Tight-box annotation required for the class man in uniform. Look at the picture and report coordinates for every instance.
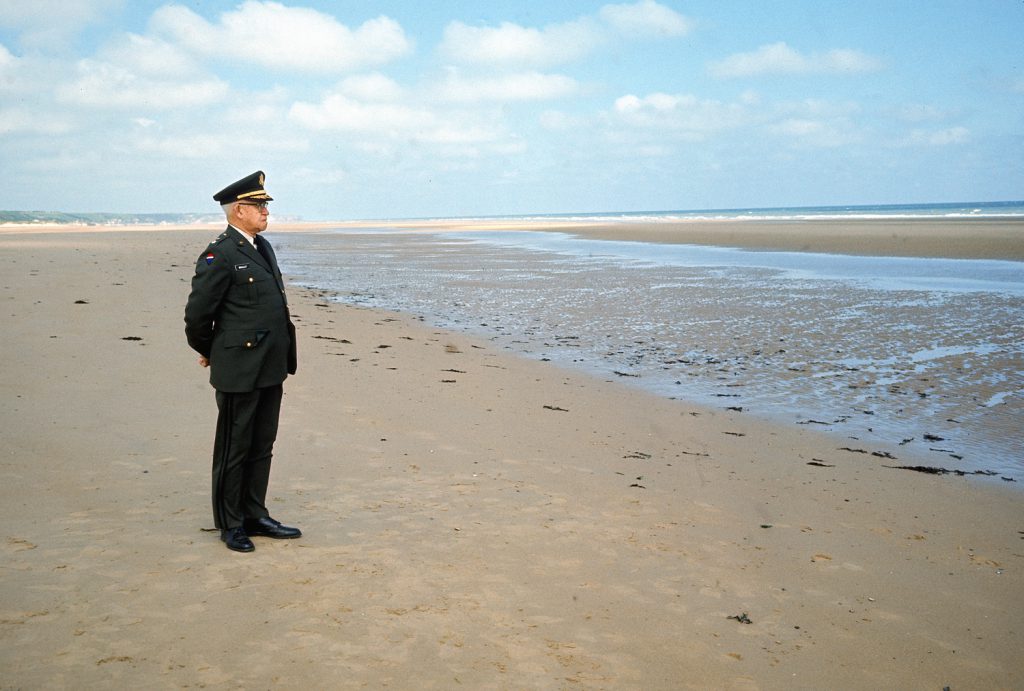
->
[185,171,300,552]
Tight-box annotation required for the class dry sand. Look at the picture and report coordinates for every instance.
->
[1,226,1022,689]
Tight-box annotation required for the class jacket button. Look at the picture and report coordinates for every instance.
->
[246,341,252,347]
[248,277,254,283]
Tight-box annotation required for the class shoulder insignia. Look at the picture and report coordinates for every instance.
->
[205,252,215,265]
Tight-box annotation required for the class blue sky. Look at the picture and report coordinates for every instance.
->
[1,1,1021,219]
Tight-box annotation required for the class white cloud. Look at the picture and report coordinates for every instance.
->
[901,126,970,147]
[598,0,693,38]
[610,91,870,149]
[416,124,506,146]
[0,43,48,93]
[288,88,516,159]
[0,0,121,46]
[135,130,308,159]
[49,12,240,113]
[0,0,120,28]
[222,102,288,127]
[0,107,72,135]
[778,98,860,119]
[824,48,884,73]
[440,19,601,67]
[288,93,432,132]
[135,133,231,159]
[436,70,579,102]
[539,110,586,131]
[739,90,761,105]
[0,43,18,88]
[20,149,103,174]
[57,58,229,109]
[709,42,883,78]
[613,92,749,137]
[290,167,349,185]
[95,33,201,77]
[151,2,412,73]
[768,118,855,147]
[439,2,688,68]
[338,73,404,102]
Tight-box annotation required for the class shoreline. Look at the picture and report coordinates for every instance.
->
[557,217,1024,260]
[279,227,1023,482]
[3,215,1023,260]
[1,228,1021,687]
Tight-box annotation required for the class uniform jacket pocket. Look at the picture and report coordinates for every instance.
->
[222,329,269,349]
[233,268,269,303]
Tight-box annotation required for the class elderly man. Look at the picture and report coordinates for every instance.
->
[185,171,300,552]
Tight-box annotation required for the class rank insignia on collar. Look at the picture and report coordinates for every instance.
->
[205,252,215,265]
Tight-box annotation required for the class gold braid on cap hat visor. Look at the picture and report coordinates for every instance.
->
[237,189,271,200]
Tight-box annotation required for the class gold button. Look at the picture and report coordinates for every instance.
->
[246,341,252,347]
[248,277,254,283]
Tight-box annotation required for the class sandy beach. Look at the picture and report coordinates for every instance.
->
[6,215,1023,260]
[1,225,1022,689]
[556,218,1024,261]
[265,216,1024,261]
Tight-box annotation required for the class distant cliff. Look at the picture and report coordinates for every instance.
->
[0,210,222,225]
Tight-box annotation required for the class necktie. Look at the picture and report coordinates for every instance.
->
[254,235,272,266]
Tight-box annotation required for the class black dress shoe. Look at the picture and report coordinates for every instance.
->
[221,526,255,552]
[244,516,301,539]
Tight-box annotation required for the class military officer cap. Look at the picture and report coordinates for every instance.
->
[213,170,274,204]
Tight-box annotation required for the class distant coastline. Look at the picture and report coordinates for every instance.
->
[0,210,220,226]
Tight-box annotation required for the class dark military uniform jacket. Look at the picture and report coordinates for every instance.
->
[185,226,297,393]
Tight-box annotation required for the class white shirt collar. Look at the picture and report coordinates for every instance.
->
[230,224,257,248]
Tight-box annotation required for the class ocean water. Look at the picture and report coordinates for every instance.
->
[393,199,1024,223]
[276,205,1024,483]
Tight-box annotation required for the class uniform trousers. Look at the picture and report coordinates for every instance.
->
[211,384,283,530]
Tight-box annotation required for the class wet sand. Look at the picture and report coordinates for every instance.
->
[269,216,1024,260]
[276,226,1023,480]
[554,218,1024,260]
[1,226,1022,689]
